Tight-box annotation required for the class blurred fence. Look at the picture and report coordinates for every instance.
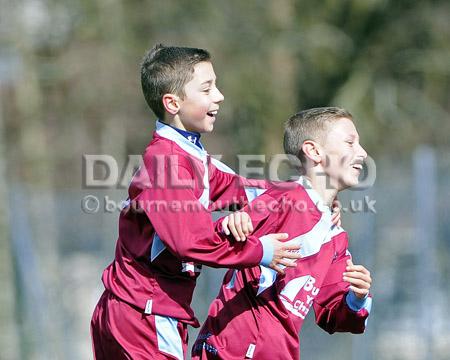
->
[3,148,450,360]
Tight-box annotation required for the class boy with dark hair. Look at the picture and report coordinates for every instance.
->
[192,107,373,360]
[90,44,304,359]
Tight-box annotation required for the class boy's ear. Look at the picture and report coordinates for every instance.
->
[162,94,180,115]
[302,140,322,164]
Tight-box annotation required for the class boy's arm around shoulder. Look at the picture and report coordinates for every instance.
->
[208,157,272,210]
[137,161,296,269]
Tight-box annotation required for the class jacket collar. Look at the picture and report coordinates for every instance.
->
[155,120,208,161]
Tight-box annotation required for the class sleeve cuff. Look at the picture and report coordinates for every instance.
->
[346,291,371,312]
[259,235,274,267]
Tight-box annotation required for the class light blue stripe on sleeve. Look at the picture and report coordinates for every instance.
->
[244,187,267,203]
[346,291,372,313]
[259,235,274,267]
[150,233,166,262]
[155,315,184,360]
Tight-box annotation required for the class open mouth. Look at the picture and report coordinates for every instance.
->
[351,160,364,171]
[207,110,218,117]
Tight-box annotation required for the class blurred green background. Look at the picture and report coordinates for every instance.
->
[0,0,449,359]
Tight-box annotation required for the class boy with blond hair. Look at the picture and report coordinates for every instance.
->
[193,107,373,360]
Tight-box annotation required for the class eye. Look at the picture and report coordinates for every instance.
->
[202,88,211,94]
[346,141,354,146]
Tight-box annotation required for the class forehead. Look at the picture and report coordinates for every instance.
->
[188,61,216,85]
[324,117,358,139]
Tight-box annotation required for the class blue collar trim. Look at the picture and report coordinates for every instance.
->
[164,122,203,149]
[155,120,207,161]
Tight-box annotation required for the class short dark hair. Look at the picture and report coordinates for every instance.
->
[140,44,211,119]
[283,107,353,164]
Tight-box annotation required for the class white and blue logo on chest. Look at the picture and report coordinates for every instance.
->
[279,275,320,319]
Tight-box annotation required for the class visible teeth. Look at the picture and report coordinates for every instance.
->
[352,164,363,169]
[208,110,218,115]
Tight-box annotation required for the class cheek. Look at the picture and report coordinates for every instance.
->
[183,100,209,117]
[326,152,342,167]
[339,150,353,164]
[192,107,209,119]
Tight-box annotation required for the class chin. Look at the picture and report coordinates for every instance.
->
[204,125,214,133]
[204,121,215,132]
[338,177,358,190]
[346,177,360,188]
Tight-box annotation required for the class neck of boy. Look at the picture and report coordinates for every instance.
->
[166,116,187,131]
[303,172,338,209]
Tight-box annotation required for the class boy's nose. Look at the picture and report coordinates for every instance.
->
[358,143,368,159]
[214,88,224,103]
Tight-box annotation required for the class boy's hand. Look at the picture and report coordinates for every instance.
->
[331,199,341,227]
[267,233,302,275]
[343,259,372,299]
[222,211,254,242]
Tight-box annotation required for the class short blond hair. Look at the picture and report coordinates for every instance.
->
[283,107,353,163]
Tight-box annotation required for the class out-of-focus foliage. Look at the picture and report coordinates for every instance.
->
[1,0,448,187]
